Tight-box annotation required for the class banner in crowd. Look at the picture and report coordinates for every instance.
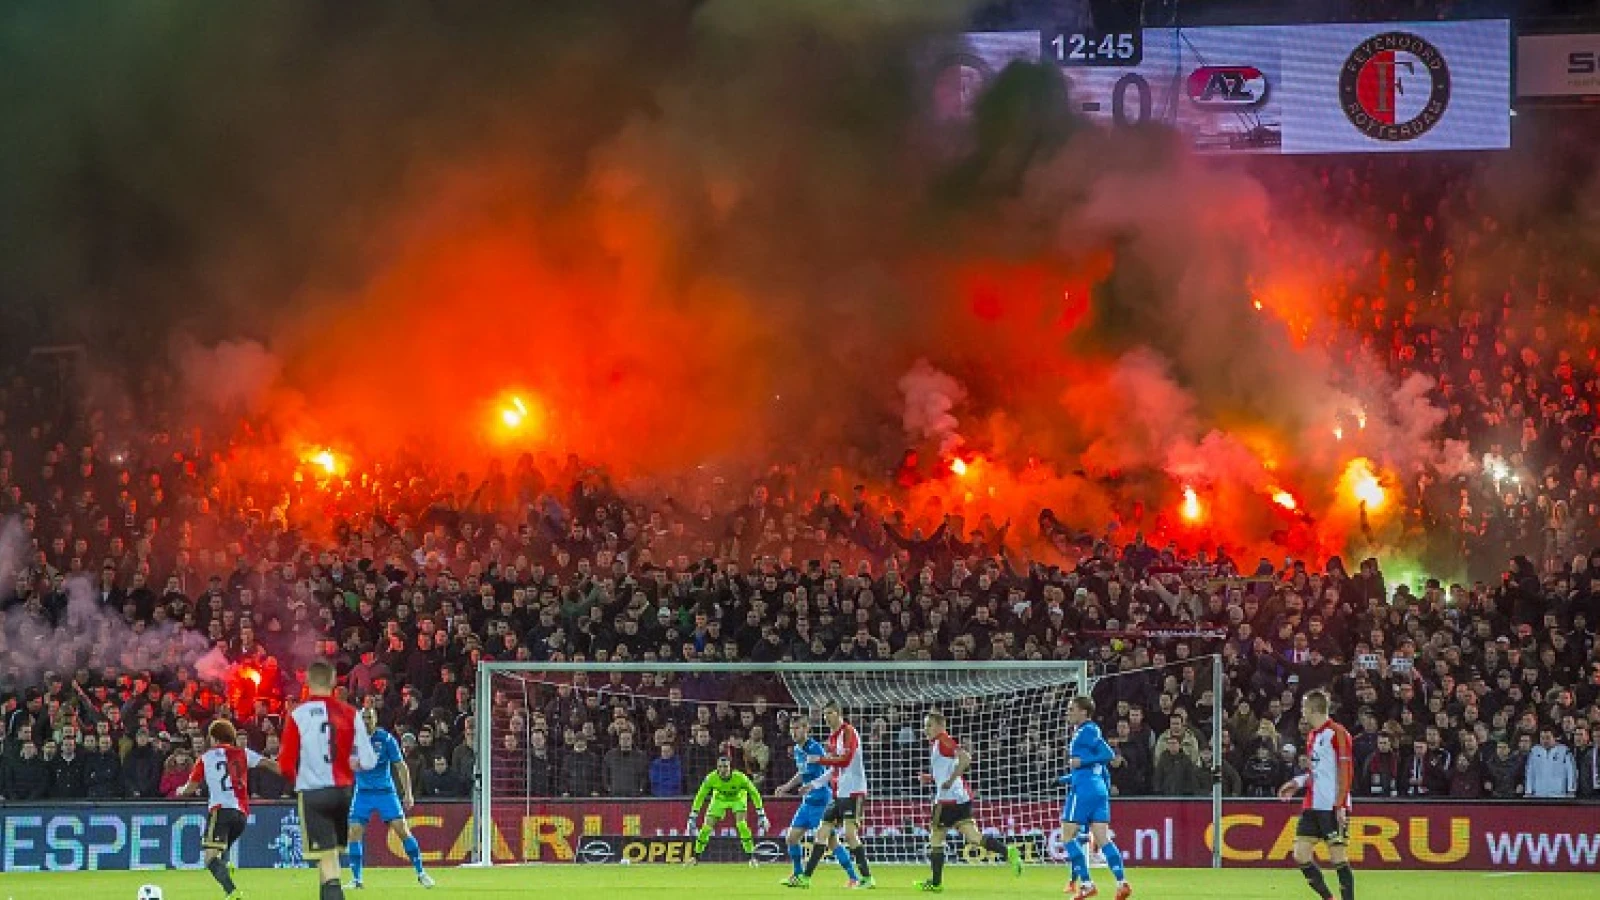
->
[1517,33,1600,98]
[935,19,1510,153]
[4,799,1596,872]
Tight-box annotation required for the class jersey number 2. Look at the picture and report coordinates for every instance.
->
[214,758,234,793]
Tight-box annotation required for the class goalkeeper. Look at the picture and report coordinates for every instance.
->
[686,756,770,866]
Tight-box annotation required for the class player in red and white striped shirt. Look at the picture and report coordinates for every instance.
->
[176,719,280,899]
[915,711,1022,891]
[800,701,874,886]
[1277,690,1355,900]
[280,660,377,900]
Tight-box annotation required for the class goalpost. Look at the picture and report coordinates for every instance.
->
[471,661,1096,867]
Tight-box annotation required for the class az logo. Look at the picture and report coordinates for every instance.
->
[1186,66,1268,109]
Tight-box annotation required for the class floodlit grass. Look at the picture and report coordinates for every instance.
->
[2,864,1593,900]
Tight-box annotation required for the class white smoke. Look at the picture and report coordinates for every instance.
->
[173,337,283,414]
[899,358,968,454]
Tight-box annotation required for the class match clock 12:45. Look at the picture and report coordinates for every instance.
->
[1044,27,1142,67]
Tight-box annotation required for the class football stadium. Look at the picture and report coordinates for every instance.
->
[0,1,1596,899]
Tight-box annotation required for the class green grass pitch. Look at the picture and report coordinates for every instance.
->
[1,865,1591,900]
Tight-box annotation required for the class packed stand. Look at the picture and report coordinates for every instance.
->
[5,135,1600,804]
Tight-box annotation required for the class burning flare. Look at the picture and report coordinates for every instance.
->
[1271,490,1297,511]
[949,458,969,477]
[301,447,341,476]
[1181,485,1202,523]
[1343,458,1386,511]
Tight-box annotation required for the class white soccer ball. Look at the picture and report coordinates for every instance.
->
[620,857,632,866]
[137,886,164,900]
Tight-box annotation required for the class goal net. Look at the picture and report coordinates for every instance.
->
[472,662,1089,867]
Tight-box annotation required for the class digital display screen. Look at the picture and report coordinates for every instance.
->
[935,19,1510,154]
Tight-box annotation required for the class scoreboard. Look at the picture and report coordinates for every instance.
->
[935,18,1511,154]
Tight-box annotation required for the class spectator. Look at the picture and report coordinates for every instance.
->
[83,733,122,798]
[561,737,601,797]
[121,729,163,799]
[650,742,684,797]
[682,725,718,787]
[602,731,649,797]
[1208,746,1241,797]
[1484,741,1523,799]
[526,732,555,797]
[159,749,192,798]
[743,725,772,788]
[250,734,290,799]
[1362,734,1401,797]
[1242,744,1282,798]
[1448,753,1483,798]
[2,740,49,800]
[420,756,465,798]
[49,738,86,798]
[1576,726,1600,800]
[1153,734,1206,796]
[1525,728,1577,799]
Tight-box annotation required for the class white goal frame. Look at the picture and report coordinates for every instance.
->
[470,660,1094,867]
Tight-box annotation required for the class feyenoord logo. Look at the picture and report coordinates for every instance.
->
[1339,32,1451,141]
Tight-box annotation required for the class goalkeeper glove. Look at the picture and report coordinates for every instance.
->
[686,813,698,832]
[757,812,770,833]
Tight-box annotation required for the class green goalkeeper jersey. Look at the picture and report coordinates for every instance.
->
[692,769,764,812]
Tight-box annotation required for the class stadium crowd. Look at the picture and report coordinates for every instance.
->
[4,133,1600,808]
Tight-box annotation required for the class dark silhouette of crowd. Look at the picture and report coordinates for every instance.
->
[6,117,1600,808]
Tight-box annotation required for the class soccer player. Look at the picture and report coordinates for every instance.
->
[1061,697,1130,900]
[1277,690,1355,900]
[774,714,858,888]
[347,707,435,889]
[913,711,1022,893]
[802,701,873,887]
[176,719,281,899]
[686,755,770,865]
[280,660,378,900]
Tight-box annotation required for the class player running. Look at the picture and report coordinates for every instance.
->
[912,711,1022,893]
[774,714,858,888]
[176,719,281,900]
[1277,690,1355,900]
[280,660,378,900]
[801,701,874,887]
[1061,697,1130,900]
[686,755,770,866]
[347,707,435,889]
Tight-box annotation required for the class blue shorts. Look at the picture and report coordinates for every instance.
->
[790,800,829,833]
[1061,790,1110,828]
[349,790,405,825]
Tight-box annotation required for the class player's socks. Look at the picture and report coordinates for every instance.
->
[803,843,827,877]
[833,845,860,880]
[694,825,714,855]
[1065,836,1090,884]
[320,879,345,900]
[789,844,805,876]
[736,821,755,854]
[850,844,872,878]
[1299,863,1332,900]
[1334,864,1354,900]
[348,840,364,883]
[1101,841,1126,883]
[928,849,946,886]
[402,835,425,876]
[208,856,238,894]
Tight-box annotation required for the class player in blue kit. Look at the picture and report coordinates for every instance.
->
[1061,697,1130,900]
[774,714,861,888]
[347,707,435,889]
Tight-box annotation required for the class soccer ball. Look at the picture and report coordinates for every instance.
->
[137,886,164,900]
